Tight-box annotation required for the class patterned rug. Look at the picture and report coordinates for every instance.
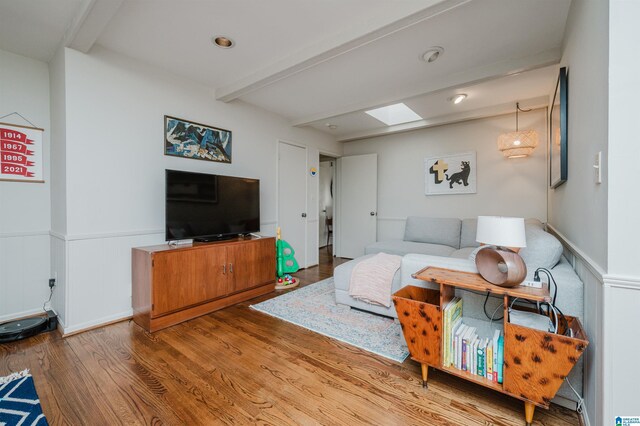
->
[251,278,409,362]
[0,370,48,425]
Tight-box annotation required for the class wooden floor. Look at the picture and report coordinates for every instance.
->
[0,248,581,425]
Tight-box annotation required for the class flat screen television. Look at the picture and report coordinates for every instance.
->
[165,169,260,242]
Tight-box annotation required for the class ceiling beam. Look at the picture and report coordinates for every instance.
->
[61,0,124,54]
[215,0,471,102]
[293,47,561,128]
[335,96,550,143]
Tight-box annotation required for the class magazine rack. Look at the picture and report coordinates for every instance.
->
[392,266,588,426]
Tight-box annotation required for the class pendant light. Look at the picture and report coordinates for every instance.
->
[497,103,539,158]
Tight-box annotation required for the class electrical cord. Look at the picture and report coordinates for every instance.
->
[42,286,53,312]
[483,292,504,321]
[565,377,585,414]
[534,267,558,305]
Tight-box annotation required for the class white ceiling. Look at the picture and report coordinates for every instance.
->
[0,0,572,141]
[0,0,85,62]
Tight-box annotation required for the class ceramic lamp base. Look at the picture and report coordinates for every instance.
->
[475,247,527,287]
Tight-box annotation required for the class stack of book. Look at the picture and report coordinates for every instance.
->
[442,298,504,383]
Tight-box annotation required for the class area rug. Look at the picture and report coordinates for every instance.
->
[250,278,409,362]
[0,370,48,425]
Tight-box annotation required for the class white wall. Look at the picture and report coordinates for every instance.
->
[548,1,610,424]
[54,46,340,332]
[49,46,67,324]
[548,0,609,272]
[343,110,548,240]
[0,49,51,321]
[604,0,640,422]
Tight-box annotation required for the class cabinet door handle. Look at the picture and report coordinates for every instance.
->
[223,264,226,274]
[229,263,233,273]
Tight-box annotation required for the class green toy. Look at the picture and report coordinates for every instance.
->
[276,227,300,277]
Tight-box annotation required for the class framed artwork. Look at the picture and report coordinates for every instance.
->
[550,67,568,188]
[164,115,232,164]
[0,122,44,183]
[425,151,477,195]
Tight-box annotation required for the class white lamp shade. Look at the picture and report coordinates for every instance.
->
[476,216,527,248]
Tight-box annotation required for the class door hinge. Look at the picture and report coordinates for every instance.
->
[152,259,155,267]
[152,303,155,311]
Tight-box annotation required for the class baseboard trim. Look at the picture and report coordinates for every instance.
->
[61,311,133,336]
[0,307,49,323]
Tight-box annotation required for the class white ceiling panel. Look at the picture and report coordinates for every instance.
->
[0,0,85,62]
[96,0,434,89]
[240,0,570,125]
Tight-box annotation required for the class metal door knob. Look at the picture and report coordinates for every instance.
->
[370,212,375,216]
[301,213,307,218]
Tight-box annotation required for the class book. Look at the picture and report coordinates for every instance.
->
[486,340,493,380]
[443,298,462,367]
[477,338,487,377]
[492,329,501,382]
[462,327,476,372]
[496,334,504,384]
[467,327,477,371]
[450,319,463,368]
[454,324,468,369]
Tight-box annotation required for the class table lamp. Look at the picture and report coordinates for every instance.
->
[475,216,527,287]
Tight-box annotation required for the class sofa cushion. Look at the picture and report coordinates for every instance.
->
[403,217,461,248]
[519,225,563,269]
[365,240,456,257]
[450,247,476,259]
[460,218,480,248]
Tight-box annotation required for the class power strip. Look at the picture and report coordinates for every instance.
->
[519,280,543,289]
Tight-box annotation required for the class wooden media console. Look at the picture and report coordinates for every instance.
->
[132,236,275,332]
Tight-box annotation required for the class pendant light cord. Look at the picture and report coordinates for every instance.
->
[515,102,534,132]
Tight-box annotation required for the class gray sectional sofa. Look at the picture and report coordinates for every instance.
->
[333,216,584,407]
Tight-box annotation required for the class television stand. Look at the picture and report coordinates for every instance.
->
[132,236,275,332]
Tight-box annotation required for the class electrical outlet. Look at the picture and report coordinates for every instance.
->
[49,278,56,288]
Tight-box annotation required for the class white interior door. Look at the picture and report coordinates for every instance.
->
[337,153,377,258]
[278,142,307,267]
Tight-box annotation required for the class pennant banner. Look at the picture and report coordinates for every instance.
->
[0,123,43,182]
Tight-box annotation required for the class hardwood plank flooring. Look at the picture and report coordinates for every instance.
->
[0,249,581,425]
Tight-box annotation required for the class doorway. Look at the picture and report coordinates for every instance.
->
[318,155,336,257]
[278,141,307,268]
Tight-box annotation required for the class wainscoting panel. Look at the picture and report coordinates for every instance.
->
[50,234,67,326]
[547,225,604,426]
[602,277,640,424]
[0,233,50,322]
[63,232,164,334]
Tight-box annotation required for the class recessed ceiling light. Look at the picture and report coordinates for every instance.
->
[365,103,423,126]
[212,36,234,48]
[448,94,467,104]
[420,46,444,63]
[325,123,338,130]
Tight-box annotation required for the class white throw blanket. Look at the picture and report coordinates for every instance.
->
[349,253,402,307]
